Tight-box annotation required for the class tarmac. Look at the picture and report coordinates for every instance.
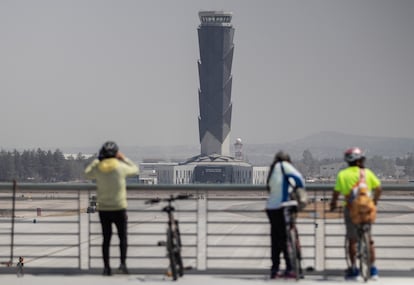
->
[1,273,414,285]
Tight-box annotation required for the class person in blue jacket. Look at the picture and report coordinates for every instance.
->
[266,151,305,279]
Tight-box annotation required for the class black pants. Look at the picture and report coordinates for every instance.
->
[266,208,291,272]
[99,209,128,269]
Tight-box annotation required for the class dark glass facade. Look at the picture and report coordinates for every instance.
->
[197,11,235,156]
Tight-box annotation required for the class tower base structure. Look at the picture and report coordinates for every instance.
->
[180,154,252,184]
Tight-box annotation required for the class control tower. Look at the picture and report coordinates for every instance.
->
[197,11,234,156]
[177,11,252,184]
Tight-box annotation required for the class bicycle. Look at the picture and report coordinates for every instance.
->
[345,223,371,282]
[284,205,303,280]
[145,194,192,281]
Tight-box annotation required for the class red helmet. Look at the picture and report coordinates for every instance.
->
[344,147,365,163]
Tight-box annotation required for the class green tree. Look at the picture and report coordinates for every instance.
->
[300,149,319,177]
[404,154,414,178]
[0,148,95,182]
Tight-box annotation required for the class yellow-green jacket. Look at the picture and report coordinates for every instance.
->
[84,158,139,211]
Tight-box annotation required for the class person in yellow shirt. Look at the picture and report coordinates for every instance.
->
[330,147,381,280]
[85,141,139,276]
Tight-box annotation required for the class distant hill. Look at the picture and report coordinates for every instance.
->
[243,131,414,165]
[61,132,414,166]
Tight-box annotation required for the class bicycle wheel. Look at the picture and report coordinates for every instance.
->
[344,236,352,269]
[295,227,304,279]
[174,222,184,277]
[175,248,184,277]
[287,227,300,280]
[167,229,178,281]
[359,230,371,282]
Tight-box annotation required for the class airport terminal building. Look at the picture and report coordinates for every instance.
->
[139,151,256,185]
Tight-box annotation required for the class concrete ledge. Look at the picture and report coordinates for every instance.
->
[1,267,414,277]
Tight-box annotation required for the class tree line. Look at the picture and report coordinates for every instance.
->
[0,149,94,182]
[1,148,414,183]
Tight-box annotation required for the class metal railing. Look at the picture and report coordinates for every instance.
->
[0,182,413,275]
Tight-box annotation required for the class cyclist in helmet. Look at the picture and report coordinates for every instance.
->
[266,151,306,279]
[85,141,139,276]
[330,147,382,280]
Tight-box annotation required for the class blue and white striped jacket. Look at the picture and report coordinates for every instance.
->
[266,161,305,210]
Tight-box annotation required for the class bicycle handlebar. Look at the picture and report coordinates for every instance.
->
[145,198,161,204]
[145,194,193,204]
[175,194,192,200]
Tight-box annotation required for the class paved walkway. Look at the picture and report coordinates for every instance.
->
[1,273,413,285]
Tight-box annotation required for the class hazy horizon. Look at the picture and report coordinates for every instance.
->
[1,1,413,150]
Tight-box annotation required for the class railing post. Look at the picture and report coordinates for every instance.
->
[79,191,89,270]
[196,189,207,271]
[315,218,325,271]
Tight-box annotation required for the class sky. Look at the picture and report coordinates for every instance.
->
[1,0,413,151]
